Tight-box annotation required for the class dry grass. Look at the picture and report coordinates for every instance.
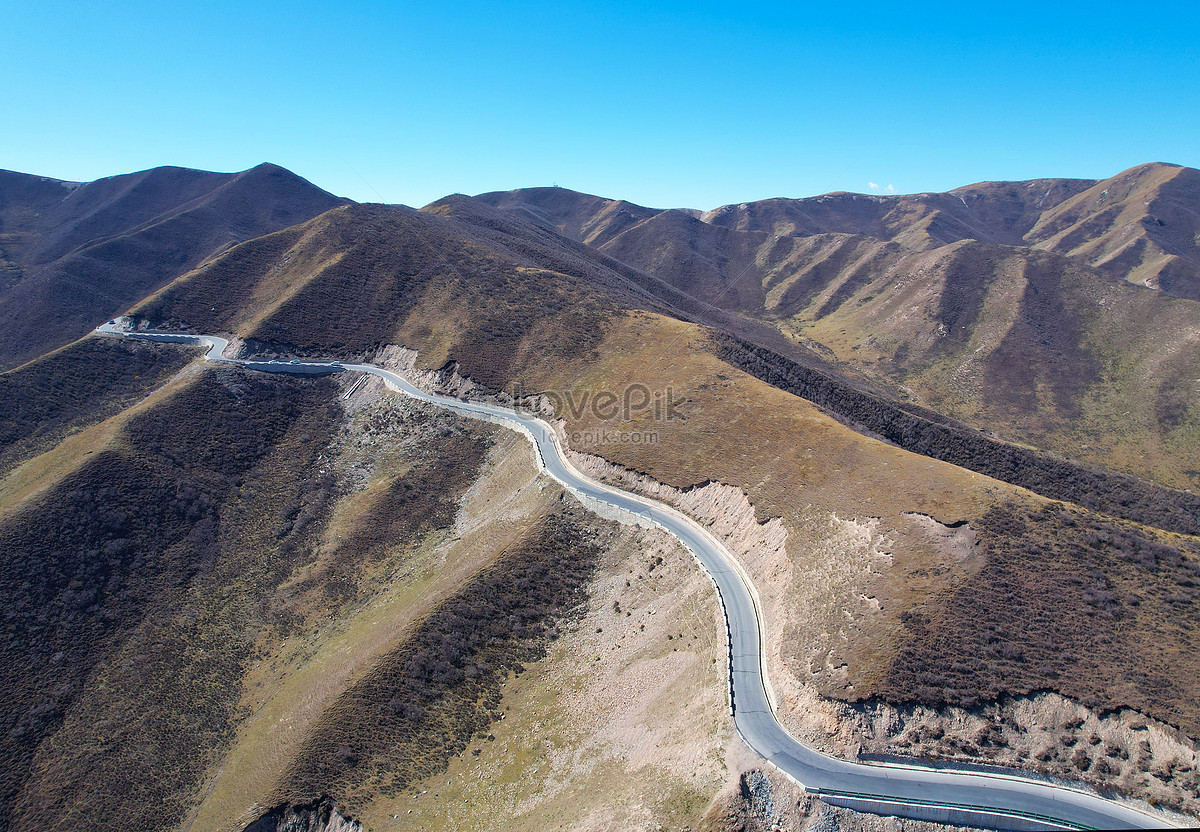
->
[0,335,196,477]
[36,191,1196,824]
[363,523,734,832]
[506,310,999,697]
[271,508,603,812]
[186,399,555,832]
[795,244,1200,492]
[2,367,343,832]
[0,359,204,523]
[880,502,1200,735]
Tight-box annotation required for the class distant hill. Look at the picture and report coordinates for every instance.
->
[0,163,346,369]
[1024,163,1200,298]
[699,177,1095,249]
[472,166,1200,492]
[477,163,1200,300]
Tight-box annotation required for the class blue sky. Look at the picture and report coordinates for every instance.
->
[4,1,1197,208]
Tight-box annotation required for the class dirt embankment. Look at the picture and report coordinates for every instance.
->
[559,448,1199,820]
[851,692,1199,817]
[373,344,479,399]
[563,447,887,745]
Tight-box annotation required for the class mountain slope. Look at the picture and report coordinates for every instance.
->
[1026,162,1200,298]
[0,163,346,369]
[473,169,1200,492]
[780,239,1200,491]
[1,363,343,830]
[131,202,643,389]
[4,163,1200,826]
[698,163,1200,298]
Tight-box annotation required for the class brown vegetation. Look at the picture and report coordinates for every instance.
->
[175,389,543,831]
[479,163,1200,300]
[878,501,1200,740]
[1,367,343,832]
[1026,163,1200,299]
[274,509,602,813]
[134,202,622,390]
[0,336,195,476]
[713,332,1200,535]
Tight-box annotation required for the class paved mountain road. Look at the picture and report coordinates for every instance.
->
[95,324,1174,831]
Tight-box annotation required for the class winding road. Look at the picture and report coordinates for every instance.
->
[96,324,1173,831]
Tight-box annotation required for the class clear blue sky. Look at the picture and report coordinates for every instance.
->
[4,0,1198,209]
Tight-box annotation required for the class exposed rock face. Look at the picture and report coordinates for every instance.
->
[701,769,793,832]
[242,798,361,832]
[563,445,789,564]
[738,770,776,826]
[373,344,479,398]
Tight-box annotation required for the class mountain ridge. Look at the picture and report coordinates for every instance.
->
[0,162,347,369]
[475,162,1199,297]
[471,163,1200,492]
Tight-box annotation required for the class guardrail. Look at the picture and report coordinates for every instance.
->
[817,789,1088,831]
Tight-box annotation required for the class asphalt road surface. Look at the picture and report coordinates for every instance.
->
[95,324,1174,831]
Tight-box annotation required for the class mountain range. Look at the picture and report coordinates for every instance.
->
[474,164,1200,493]
[1,160,1198,832]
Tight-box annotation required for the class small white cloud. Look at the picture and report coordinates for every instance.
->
[885,183,895,193]
[868,182,880,191]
